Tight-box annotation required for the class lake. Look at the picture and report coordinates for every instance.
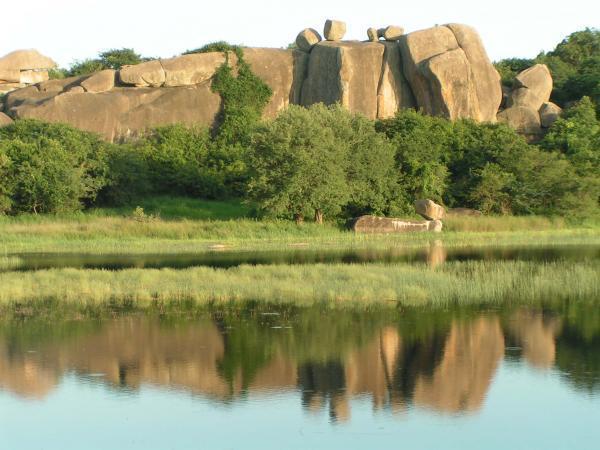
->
[5,243,599,271]
[0,304,598,449]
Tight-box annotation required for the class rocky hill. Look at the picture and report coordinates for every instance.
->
[0,21,561,141]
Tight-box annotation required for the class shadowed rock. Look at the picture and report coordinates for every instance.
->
[377,41,416,118]
[296,28,322,52]
[539,102,562,128]
[497,105,542,141]
[0,112,13,127]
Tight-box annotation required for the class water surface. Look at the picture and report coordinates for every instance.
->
[7,243,599,271]
[1,306,598,449]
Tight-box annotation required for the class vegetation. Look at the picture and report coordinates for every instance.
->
[0,259,597,308]
[494,28,600,112]
[65,48,149,77]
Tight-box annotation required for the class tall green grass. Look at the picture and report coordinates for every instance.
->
[0,260,597,310]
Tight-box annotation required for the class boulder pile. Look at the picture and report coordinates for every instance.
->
[0,50,56,95]
[497,64,561,141]
[0,20,561,141]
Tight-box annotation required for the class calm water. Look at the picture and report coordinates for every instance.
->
[0,306,599,449]
[7,243,600,271]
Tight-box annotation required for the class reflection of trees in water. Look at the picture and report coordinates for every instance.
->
[0,305,598,415]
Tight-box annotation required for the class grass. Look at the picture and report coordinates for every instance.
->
[0,260,597,310]
[0,197,598,255]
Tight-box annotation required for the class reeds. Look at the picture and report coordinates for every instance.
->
[1,260,597,309]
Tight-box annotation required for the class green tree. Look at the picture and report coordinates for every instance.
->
[0,120,108,214]
[67,48,146,76]
[248,105,351,223]
[376,110,453,210]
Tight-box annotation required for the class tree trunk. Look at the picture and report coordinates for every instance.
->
[314,209,323,225]
[294,213,304,225]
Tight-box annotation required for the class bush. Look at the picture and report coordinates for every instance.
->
[249,104,402,222]
[0,120,108,214]
[67,48,147,77]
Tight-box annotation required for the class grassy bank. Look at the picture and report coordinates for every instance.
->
[0,197,598,255]
[1,260,597,311]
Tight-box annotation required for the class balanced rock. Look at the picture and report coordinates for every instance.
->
[380,25,404,41]
[0,111,13,127]
[301,41,384,119]
[80,69,115,93]
[508,64,552,110]
[367,28,379,42]
[296,28,322,52]
[415,199,446,221]
[352,215,442,233]
[497,105,542,140]
[119,60,165,87]
[539,102,562,128]
[324,20,346,41]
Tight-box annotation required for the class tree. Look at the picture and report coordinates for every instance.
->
[0,120,108,214]
[67,48,147,76]
[248,105,351,223]
[376,110,453,210]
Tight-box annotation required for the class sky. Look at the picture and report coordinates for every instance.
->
[1,0,597,68]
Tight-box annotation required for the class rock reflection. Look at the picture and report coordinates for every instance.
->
[0,307,597,418]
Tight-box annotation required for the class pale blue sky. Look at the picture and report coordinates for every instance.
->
[2,0,597,67]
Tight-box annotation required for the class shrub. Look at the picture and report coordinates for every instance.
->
[0,120,108,214]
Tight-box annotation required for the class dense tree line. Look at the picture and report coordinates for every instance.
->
[2,30,597,220]
[1,99,597,219]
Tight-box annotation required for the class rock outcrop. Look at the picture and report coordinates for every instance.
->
[399,24,501,122]
[351,215,442,233]
[0,49,56,94]
[296,29,322,52]
[539,102,562,128]
[1,21,550,141]
[301,41,385,119]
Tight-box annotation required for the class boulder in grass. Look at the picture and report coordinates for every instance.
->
[296,28,322,52]
[351,215,442,233]
[414,199,446,220]
[324,19,346,41]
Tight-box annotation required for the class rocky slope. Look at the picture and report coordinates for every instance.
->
[0,22,558,141]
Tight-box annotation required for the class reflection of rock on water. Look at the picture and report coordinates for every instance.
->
[427,240,447,268]
[412,317,504,413]
[0,309,585,417]
[507,311,562,369]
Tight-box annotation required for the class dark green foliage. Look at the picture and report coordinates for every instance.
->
[376,110,452,210]
[184,41,242,55]
[211,48,272,145]
[98,144,151,206]
[249,104,402,222]
[67,48,147,76]
[0,120,108,214]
